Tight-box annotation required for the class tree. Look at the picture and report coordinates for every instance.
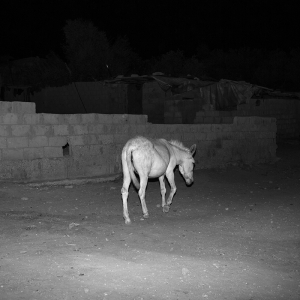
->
[150,50,204,78]
[107,36,142,77]
[63,19,110,81]
[153,50,185,76]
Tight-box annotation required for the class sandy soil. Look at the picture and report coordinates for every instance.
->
[0,142,299,300]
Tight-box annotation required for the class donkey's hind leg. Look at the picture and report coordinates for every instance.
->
[121,163,132,225]
[138,175,149,219]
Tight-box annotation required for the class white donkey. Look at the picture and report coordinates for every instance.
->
[121,136,196,224]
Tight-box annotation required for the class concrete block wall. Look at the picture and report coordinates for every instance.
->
[239,98,300,141]
[165,98,300,141]
[0,101,277,182]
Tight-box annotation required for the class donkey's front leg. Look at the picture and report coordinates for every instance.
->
[159,175,168,212]
[164,172,177,212]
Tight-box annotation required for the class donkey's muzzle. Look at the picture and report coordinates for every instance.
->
[185,178,193,186]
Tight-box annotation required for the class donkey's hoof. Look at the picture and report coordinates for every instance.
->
[125,219,131,225]
[143,213,149,219]
[163,205,170,213]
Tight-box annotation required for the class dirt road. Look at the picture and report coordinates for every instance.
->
[0,143,299,299]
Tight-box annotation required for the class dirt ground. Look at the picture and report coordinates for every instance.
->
[0,143,299,300]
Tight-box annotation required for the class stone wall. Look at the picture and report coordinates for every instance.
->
[0,101,277,182]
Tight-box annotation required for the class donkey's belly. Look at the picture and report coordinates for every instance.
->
[148,170,165,178]
[148,164,166,178]
[147,146,170,178]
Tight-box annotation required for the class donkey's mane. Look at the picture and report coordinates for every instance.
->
[168,140,190,152]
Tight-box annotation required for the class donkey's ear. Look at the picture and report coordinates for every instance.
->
[190,144,197,156]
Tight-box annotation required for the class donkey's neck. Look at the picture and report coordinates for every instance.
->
[173,147,187,165]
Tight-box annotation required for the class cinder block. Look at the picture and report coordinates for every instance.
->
[88,124,105,134]
[44,147,63,158]
[115,125,130,136]
[243,132,256,139]
[71,124,89,135]
[235,110,245,116]
[112,114,128,124]
[29,136,48,147]
[135,125,147,134]
[194,116,204,123]
[146,124,162,135]
[173,117,183,124]
[1,114,19,124]
[203,117,214,124]
[100,144,116,156]
[97,114,114,123]
[249,116,264,124]
[223,131,235,140]
[196,111,205,117]
[0,102,13,113]
[12,102,36,114]
[269,145,277,157]
[0,137,7,148]
[23,114,40,124]
[220,111,234,117]
[107,124,119,134]
[213,117,221,123]
[220,139,234,148]
[50,136,68,147]
[221,117,234,124]
[32,125,52,136]
[7,137,28,148]
[82,113,97,123]
[174,112,182,118]
[209,111,220,117]
[195,132,207,140]
[64,114,81,124]
[198,124,212,132]
[113,134,128,144]
[98,134,114,145]
[170,133,183,141]
[164,117,174,124]
[206,132,217,140]
[183,132,195,141]
[23,148,44,159]
[88,145,102,155]
[187,125,198,133]
[233,117,249,125]
[2,148,24,160]
[41,114,63,124]
[128,115,148,124]
[52,125,69,136]
[221,124,233,131]
[68,135,85,146]
[256,131,276,139]
[211,124,224,132]
[0,125,9,137]
[11,125,31,137]
[86,135,98,145]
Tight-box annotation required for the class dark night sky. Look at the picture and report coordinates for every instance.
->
[1,0,300,60]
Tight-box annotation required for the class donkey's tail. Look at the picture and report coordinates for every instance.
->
[126,147,140,190]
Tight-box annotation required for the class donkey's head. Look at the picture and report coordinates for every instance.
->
[178,144,196,185]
